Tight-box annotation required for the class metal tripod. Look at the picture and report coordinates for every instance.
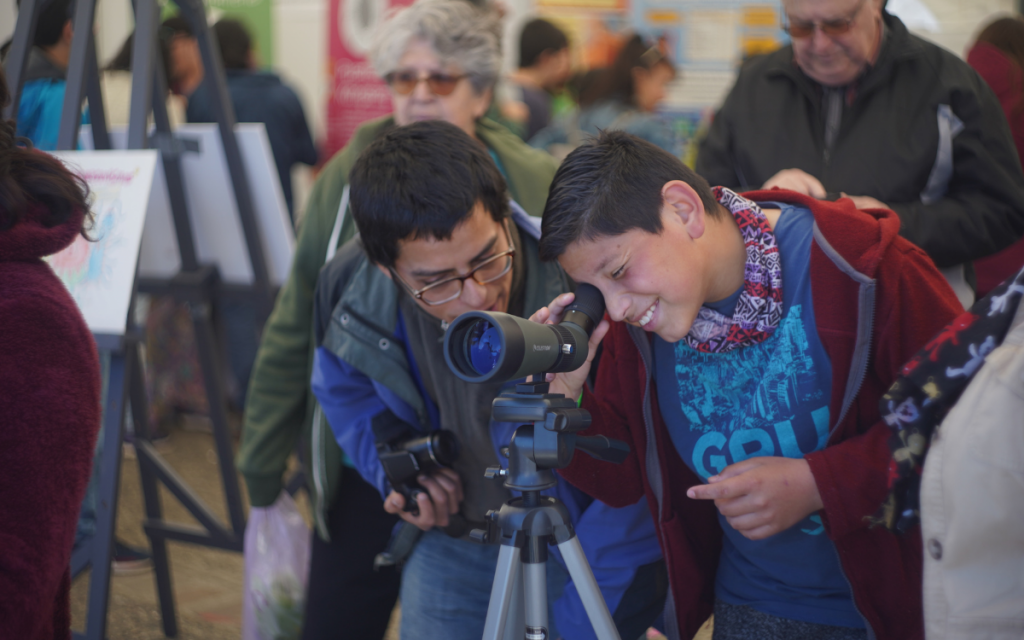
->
[472,380,630,640]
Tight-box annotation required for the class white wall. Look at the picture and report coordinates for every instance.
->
[1,0,16,44]
[901,0,1017,58]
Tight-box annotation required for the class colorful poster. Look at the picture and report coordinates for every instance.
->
[325,0,415,160]
[628,1,786,163]
[45,151,158,337]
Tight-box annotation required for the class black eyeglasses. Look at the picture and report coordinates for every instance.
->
[783,0,868,39]
[384,69,467,96]
[390,222,515,305]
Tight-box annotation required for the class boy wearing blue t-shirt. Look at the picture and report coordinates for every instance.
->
[534,131,962,640]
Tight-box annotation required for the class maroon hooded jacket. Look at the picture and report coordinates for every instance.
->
[559,190,963,640]
[967,41,1024,297]
[0,203,101,639]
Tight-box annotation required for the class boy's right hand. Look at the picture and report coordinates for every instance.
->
[529,292,611,402]
[384,467,464,531]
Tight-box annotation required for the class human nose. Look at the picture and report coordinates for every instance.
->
[459,276,488,307]
[411,75,434,101]
[605,292,629,323]
[809,27,833,52]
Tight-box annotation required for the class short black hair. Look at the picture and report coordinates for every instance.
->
[213,18,251,70]
[18,0,73,48]
[350,120,510,268]
[519,18,568,69]
[160,15,194,38]
[539,130,719,261]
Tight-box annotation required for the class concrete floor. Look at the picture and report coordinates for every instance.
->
[67,425,708,640]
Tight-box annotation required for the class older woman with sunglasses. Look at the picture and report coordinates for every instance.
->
[236,1,565,638]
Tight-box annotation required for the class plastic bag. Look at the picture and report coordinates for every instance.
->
[242,491,311,640]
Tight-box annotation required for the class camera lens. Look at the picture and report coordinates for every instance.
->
[427,431,459,466]
[466,320,503,375]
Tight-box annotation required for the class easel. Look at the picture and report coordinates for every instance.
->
[5,0,273,636]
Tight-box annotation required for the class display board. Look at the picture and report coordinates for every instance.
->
[80,123,296,286]
[45,150,158,336]
[324,0,415,159]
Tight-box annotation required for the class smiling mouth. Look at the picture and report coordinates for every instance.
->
[637,300,658,327]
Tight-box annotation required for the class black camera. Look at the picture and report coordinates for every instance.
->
[443,283,606,384]
[377,430,459,517]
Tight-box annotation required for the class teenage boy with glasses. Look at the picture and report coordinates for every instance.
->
[309,120,665,640]
[697,0,1024,307]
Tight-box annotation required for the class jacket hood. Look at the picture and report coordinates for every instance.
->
[967,42,1022,105]
[743,188,902,279]
[0,202,85,262]
[22,47,67,83]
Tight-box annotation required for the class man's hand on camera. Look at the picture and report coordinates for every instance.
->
[529,292,610,402]
[384,467,464,531]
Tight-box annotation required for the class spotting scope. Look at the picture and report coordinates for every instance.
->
[443,283,606,383]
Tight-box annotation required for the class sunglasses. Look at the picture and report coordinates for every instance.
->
[384,70,467,96]
[783,0,867,38]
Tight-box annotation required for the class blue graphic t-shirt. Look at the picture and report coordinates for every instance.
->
[653,203,864,628]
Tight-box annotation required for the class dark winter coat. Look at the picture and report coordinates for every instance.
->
[0,199,101,639]
[696,13,1024,269]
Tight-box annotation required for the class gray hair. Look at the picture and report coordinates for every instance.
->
[370,0,503,95]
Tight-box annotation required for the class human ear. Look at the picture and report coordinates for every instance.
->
[472,86,493,119]
[631,66,649,87]
[376,263,394,280]
[661,180,706,240]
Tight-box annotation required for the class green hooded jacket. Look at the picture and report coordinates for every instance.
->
[236,115,559,538]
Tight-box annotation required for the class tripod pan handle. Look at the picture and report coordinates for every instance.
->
[574,435,630,464]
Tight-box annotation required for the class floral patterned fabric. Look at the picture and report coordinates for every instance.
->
[876,266,1024,532]
[683,187,784,353]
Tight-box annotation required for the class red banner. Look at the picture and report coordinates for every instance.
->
[325,0,415,161]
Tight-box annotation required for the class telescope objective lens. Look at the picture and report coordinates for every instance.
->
[467,321,503,375]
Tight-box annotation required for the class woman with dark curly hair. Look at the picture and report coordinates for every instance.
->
[0,65,101,639]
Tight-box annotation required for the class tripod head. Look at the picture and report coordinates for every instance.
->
[484,379,629,493]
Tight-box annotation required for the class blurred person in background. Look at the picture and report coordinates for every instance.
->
[161,16,204,98]
[100,27,187,128]
[4,0,85,150]
[499,17,572,141]
[237,1,564,637]
[966,15,1024,298]
[697,0,1024,308]
[530,33,678,156]
[186,18,317,222]
[0,65,100,639]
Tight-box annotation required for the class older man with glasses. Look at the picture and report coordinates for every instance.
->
[696,0,1024,307]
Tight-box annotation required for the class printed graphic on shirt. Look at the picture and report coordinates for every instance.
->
[671,304,830,490]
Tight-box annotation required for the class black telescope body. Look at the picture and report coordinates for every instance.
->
[444,283,606,383]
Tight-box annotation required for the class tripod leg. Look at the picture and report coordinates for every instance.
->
[501,563,525,639]
[557,536,622,640]
[523,559,549,639]
[483,544,521,640]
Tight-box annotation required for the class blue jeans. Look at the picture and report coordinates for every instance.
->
[75,351,110,550]
[400,529,567,640]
